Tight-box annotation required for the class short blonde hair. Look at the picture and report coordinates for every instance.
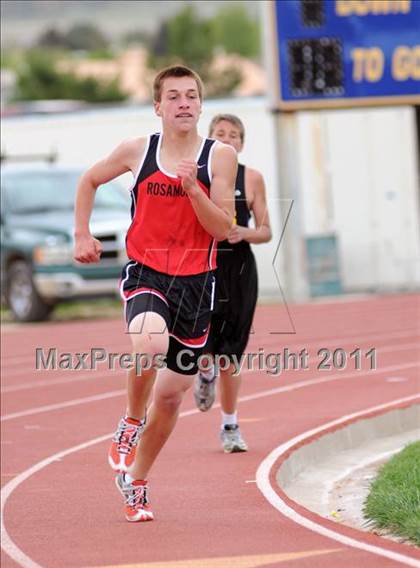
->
[208,114,245,143]
[153,65,204,102]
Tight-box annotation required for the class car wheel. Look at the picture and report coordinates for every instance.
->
[6,260,54,322]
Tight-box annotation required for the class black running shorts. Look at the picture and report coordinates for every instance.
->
[120,261,215,375]
[206,242,258,361]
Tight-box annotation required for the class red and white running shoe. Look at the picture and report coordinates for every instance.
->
[115,473,154,522]
[108,416,144,473]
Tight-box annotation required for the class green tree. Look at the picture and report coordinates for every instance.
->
[65,23,109,51]
[13,51,127,103]
[149,22,170,59]
[1,48,24,71]
[149,6,214,71]
[166,5,214,70]
[36,23,109,52]
[121,29,152,48]
[211,5,260,59]
[205,66,243,98]
[147,5,242,98]
[37,28,68,50]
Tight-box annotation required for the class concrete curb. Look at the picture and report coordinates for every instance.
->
[276,403,420,526]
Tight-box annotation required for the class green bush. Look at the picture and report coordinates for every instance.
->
[13,51,128,103]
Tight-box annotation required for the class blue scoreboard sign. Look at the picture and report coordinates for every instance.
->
[268,0,420,109]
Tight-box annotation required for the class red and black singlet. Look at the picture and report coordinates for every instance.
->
[126,133,218,276]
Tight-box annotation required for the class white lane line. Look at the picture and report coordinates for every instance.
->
[2,360,419,423]
[2,327,419,380]
[2,361,419,423]
[1,369,420,568]
[0,404,208,568]
[238,362,420,404]
[1,431,112,568]
[256,395,420,568]
[1,371,125,394]
[1,390,125,422]
[1,347,126,370]
[2,336,419,395]
[250,328,420,351]
[1,341,131,375]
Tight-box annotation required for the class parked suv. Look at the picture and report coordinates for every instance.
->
[1,163,131,322]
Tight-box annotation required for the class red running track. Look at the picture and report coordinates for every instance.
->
[1,293,420,568]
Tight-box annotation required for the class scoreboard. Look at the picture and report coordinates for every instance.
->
[267,0,420,109]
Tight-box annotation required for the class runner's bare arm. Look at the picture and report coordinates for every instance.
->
[228,168,272,245]
[74,138,146,263]
[177,143,236,240]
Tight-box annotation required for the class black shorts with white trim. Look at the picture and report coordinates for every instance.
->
[120,261,215,375]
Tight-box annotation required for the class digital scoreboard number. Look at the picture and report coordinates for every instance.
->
[268,0,420,109]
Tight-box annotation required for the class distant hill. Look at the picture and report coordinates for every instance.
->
[1,0,260,48]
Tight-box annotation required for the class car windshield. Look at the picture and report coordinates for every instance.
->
[2,171,130,214]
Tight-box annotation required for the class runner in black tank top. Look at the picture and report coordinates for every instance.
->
[210,164,258,361]
[194,115,272,453]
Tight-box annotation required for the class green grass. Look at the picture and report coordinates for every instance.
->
[363,441,420,545]
[53,298,122,320]
[1,298,122,323]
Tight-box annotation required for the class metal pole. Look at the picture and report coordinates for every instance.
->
[261,1,309,302]
[273,110,309,302]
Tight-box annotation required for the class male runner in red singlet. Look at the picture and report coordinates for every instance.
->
[74,66,237,522]
[194,114,271,452]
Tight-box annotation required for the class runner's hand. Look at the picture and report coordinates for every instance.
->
[176,160,199,196]
[227,225,246,244]
[74,234,103,263]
